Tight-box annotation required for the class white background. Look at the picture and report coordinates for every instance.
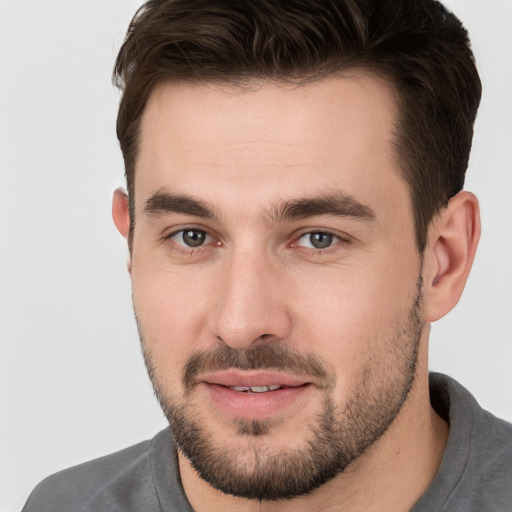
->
[0,1,511,511]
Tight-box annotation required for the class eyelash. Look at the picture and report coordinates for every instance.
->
[163,228,350,256]
[291,230,350,254]
[165,228,219,255]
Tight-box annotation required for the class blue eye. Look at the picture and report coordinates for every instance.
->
[297,232,339,249]
[170,229,212,248]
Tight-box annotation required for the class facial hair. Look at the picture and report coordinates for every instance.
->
[138,278,424,502]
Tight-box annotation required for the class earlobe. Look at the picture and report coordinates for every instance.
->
[424,191,481,322]
[112,188,131,239]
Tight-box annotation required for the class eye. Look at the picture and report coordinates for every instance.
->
[296,232,340,250]
[169,229,212,248]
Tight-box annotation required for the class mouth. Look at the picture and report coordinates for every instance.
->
[227,384,301,393]
[199,371,313,421]
[201,369,311,388]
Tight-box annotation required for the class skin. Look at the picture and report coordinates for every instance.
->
[113,73,480,511]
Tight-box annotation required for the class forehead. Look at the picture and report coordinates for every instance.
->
[135,74,406,215]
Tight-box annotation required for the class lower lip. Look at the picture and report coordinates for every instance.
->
[203,383,311,421]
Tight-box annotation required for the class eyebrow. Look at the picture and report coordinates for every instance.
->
[271,192,376,223]
[143,189,375,223]
[144,190,217,219]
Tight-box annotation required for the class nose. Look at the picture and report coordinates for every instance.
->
[210,250,292,350]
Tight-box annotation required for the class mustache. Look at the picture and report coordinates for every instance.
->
[182,343,332,392]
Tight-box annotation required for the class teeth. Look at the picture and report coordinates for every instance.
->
[229,385,282,393]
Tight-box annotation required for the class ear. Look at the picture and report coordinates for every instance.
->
[112,188,131,238]
[112,188,132,273]
[423,191,480,322]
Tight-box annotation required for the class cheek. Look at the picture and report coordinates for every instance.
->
[291,264,418,388]
[131,256,214,382]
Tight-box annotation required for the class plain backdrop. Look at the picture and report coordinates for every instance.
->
[1,1,511,511]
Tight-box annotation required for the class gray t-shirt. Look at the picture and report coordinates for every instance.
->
[22,373,512,511]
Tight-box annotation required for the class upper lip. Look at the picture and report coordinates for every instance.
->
[200,370,311,388]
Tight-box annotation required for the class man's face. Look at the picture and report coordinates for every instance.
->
[130,75,425,500]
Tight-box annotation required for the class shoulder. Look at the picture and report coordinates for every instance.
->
[430,372,512,456]
[467,394,512,503]
[22,432,165,512]
[421,373,512,511]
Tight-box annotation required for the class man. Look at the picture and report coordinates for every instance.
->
[22,0,512,510]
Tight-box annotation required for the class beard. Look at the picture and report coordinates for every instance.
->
[137,278,424,502]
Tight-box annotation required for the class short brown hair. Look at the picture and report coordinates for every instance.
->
[113,0,481,252]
